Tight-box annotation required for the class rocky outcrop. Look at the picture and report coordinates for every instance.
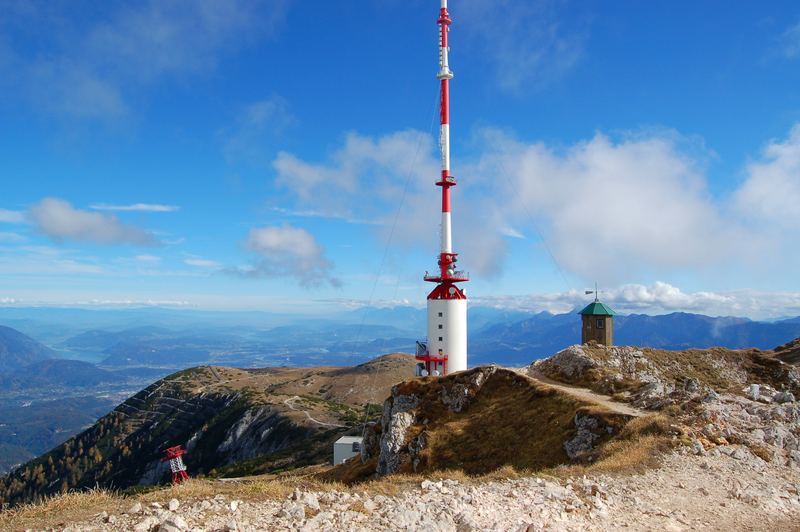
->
[216,406,308,463]
[694,389,800,466]
[564,412,615,460]
[535,345,599,382]
[774,338,800,365]
[360,422,381,462]
[535,344,800,410]
[376,366,500,475]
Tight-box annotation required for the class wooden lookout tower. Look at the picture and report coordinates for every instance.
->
[579,293,615,346]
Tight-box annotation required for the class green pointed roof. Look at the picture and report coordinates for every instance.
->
[579,301,615,316]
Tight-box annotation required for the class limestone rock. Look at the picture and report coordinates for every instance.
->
[133,516,160,532]
[360,421,381,462]
[127,502,143,515]
[159,513,188,532]
[564,413,603,460]
[775,391,796,404]
[534,345,597,382]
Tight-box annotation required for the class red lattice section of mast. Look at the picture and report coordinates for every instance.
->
[161,445,190,485]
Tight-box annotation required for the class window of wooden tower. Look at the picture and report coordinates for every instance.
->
[596,319,604,329]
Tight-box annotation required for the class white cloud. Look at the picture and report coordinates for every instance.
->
[29,197,158,245]
[0,209,25,224]
[270,207,381,226]
[184,257,220,268]
[2,0,292,120]
[135,254,162,264]
[78,299,192,307]
[735,124,800,228]
[499,226,525,239]
[91,203,180,212]
[459,0,587,91]
[272,122,800,287]
[272,129,450,261]
[473,282,800,320]
[271,128,514,274]
[0,255,106,275]
[237,225,339,287]
[271,127,742,280]
[472,128,754,280]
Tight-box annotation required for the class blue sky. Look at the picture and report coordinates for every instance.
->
[1,0,800,318]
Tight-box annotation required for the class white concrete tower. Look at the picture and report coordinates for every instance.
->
[415,0,468,377]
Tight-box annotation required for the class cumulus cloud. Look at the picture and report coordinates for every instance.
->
[271,127,741,279]
[90,203,180,212]
[1,0,292,120]
[29,198,157,245]
[272,129,453,255]
[473,282,800,320]
[459,0,587,91]
[472,128,756,280]
[236,225,340,287]
[271,120,800,288]
[735,124,800,228]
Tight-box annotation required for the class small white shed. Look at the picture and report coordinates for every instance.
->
[333,436,363,465]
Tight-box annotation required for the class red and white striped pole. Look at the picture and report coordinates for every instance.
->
[437,0,455,276]
[416,0,468,377]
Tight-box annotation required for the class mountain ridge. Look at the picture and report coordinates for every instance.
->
[0,325,56,373]
[0,354,415,506]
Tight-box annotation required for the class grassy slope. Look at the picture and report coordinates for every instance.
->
[326,368,654,485]
[1,355,416,507]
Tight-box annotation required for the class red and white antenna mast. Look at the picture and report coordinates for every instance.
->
[416,0,468,377]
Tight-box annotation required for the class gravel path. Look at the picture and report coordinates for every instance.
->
[283,396,347,428]
[525,369,646,418]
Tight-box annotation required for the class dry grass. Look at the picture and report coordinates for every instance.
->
[0,488,123,531]
[0,475,341,531]
[749,444,773,463]
[325,369,655,489]
[541,413,674,479]
[589,414,673,473]
[394,369,616,475]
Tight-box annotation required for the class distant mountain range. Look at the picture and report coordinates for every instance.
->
[4,306,800,370]
[470,311,800,366]
[0,359,113,390]
[0,325,55,373]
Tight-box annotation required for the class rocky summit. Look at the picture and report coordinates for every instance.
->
[2,343,800,530]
